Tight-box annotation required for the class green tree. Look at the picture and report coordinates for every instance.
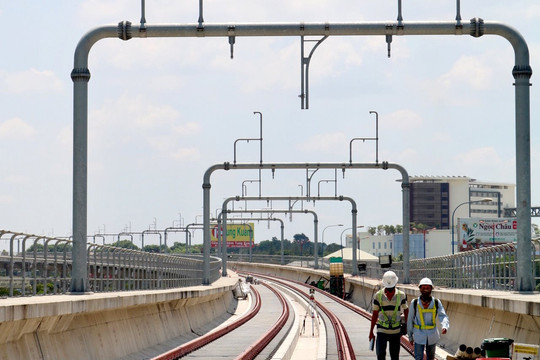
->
[143,244,160,253]
[383,225,397,235]
[324,243,343,256]
[293,233,310,256]
[169,242,186,253]
[191,244,204,253]
[36,282,54,294]
[110,240,139,250]
[27,243,44,252]
[54,243,73,252]
[254,239,273,254]
[368,227,376,236]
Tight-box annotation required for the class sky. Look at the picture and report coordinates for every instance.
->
[0,1,539,250]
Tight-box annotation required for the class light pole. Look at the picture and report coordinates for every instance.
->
[322,224,343,257]
[420,226,436,258]
[451,198,492,254]
[339,225,364,260]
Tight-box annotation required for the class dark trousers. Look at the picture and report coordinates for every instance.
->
[376,332,401,360]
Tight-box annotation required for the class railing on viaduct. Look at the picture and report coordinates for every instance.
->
[1,230,538,297]
[229,240,540,292]
[0,230,221,297]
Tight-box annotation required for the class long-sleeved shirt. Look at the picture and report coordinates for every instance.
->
[407,297,449,345]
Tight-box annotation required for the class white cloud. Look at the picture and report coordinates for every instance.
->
[432,131,452,144]
[57,126,72,146]
[438,55,493,90]
[384,147,419,165]
[298,132,347,154]
[226,40,299,92]
[312,38,364,77]
[89,95,202,161]
[91,94,182,137]
[0,194,15,205]
[147,135,201,161]
[454,147,501,165]
[421,54,498,106]
[453,147,515,182]
[2,174,30,185]
[169,147,201,161]
[525,4,540,19]
[0,118,36,140]
[383,109,423,131]
[172,122,201,136]
[78,0,136,25]
[0,68,64,94]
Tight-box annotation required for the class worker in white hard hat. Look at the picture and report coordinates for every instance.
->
[406,277,450,360]
[369,271,408,360]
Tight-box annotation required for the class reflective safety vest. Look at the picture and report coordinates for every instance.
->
[377,290,401,329]
[413,299,437,330]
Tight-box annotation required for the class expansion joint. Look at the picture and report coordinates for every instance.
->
[70,68,91,82]
[117,21,132,40]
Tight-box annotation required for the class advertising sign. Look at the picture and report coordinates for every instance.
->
[513,343,539,360]
[457,217,517,251]
[210,223,254,248]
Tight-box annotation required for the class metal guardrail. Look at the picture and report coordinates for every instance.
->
[229,239,540,291]
[3,229,537,296]
[0,230,221,297]
[403,240,540,291]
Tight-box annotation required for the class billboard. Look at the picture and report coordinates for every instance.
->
[210,223,254,248]
[457,217,517,251]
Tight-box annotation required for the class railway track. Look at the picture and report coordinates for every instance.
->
[257,272,415,358]
[152,277,292,360]
[150,272,415,360]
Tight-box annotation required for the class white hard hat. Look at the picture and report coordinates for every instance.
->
[419,278,434,287]
[382,271,398,288]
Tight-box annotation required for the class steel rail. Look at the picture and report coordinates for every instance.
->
[235,280,290,360]
[152,283,263,360]
[249,272,356,360]
[251,271,416,358]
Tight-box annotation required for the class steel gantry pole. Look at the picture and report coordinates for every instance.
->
[217,208,318,275]
[164,226,191,251]
[185,223,203,254]
[203,162,410,285]
[73,19,530,292]
[222,196,355,274]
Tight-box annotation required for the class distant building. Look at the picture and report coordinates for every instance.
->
[409,176,515,230]
[348,176,517,257]
[344,177,516,257]
[393,233,424,259]
[345,232,393,258]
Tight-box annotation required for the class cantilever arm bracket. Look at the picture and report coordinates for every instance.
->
[299,35,328,110]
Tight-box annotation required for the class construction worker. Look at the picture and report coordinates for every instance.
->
[407,277,450,360]
[369,271,409,360]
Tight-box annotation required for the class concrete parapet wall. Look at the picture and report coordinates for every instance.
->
[0,277,238,360]
[232,262,540,351]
